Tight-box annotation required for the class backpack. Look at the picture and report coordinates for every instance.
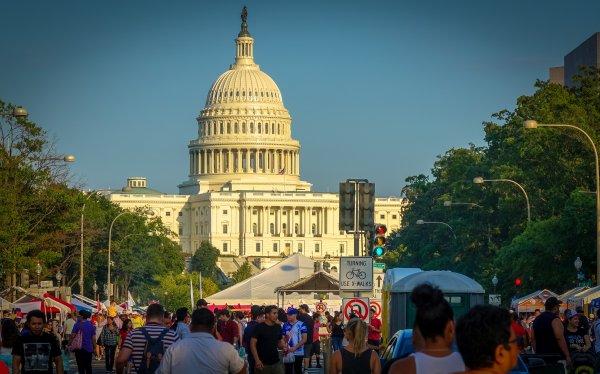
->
[137,327,169,374]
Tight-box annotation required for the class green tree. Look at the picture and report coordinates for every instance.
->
[231,261,253,284]
[190,241,220,278]
[149,272,219,311]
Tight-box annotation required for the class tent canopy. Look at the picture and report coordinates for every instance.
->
[511,289,558,312]
[276,271,339,294]
[566,285,600,306]
[207,253,315,304]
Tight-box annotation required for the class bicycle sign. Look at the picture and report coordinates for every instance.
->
[339,257,373,291]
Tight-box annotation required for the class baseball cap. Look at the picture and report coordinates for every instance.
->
[299,304,310,312]
[565,309,578,319]
[544,297,562,309]
[287,308,299,315]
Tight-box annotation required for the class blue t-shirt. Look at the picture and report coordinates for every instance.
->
[72,320,96,353]
[282,320,307,356]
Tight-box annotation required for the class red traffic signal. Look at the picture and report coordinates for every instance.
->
[515,279,521,287]
[375,224,387,235]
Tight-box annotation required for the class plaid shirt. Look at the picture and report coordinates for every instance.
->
[100,325,119,346]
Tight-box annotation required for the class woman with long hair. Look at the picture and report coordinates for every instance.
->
[389,283,465,374]
[0,318,20,372]
[100,317,119,373]
[329,318,381,374]
[118,319,132,349]
[331,313,345,352]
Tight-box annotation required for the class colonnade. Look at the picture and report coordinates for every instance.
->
[189,148,299,176]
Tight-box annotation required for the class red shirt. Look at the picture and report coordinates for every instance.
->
[511,321,527,348]
[368,317,382,341]
[220,318,239,345]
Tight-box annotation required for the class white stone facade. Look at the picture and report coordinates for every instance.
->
[108,12,404,265]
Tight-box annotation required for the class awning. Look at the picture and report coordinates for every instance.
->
[511,289,559,313]
[43,293,76,312]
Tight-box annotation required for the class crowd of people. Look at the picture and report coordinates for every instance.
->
[1,287,597,374]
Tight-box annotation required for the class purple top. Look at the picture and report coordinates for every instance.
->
[72,320,96,353]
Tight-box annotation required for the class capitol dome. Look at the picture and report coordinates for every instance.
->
[179,7,312,195]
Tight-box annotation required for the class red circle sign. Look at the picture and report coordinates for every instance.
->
[344,298,369,321]
[370,301,381,318]
[315,302,327,313]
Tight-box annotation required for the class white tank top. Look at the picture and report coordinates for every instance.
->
[411,351,465,374]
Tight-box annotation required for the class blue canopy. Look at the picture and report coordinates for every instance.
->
[591,297,600,309]
[70,297,93,312]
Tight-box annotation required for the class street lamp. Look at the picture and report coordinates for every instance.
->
[473,177,531,224]
[93,281,98,300]
[492,274,498,293]
[80,189,111,296]
[524,119,600,285]
[108,210,154,301]
[443,200,482,208]
[35,262,42,287]
[55,271,63,298]
[575,256,584,286]
[416,219,457,239]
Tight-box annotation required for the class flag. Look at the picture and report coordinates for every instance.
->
[127,291,136,308]
[278,168,285,175]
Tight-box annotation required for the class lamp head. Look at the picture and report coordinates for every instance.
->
[12,107,28,117]
[492,274,498,286]
[63,155,76,162]
[443,200,452,207]
[473,177,484,184]
[523,120,538,129]
[416,220,424,225]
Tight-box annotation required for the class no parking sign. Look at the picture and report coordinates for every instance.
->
[315,302,327,313]
[369,300,382,318]
[342,297,370,323]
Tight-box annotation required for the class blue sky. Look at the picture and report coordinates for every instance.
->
[1,0,599,196]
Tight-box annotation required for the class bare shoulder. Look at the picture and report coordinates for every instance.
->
[388,355,415,374]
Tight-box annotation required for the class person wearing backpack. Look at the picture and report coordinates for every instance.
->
[115,304,179,374]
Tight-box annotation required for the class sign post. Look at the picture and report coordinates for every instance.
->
[489,294,501,306]
[339,257,373,291]
[342,297,370,323]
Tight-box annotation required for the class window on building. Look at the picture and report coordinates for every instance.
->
[340,244,345,253]
[195,225,198,235]
[282,223,287,234]
[223,224,228,234]
[312,224,317,235]
[392,214,398,219]
[294,223,299,234]
[178,226,183,236]
[253,210,257,215]
[223,243,228,252]
[179,212,183,217]
[312,211,316,215]
[273,243,278,252]
[223,210,228,215]
[250,123,254,133]
[295,210,299,215]
[256,243,261,252]
[283,211,287,215]
[298,243,303,252]
[252,223,258,234]
[380,214,385,219]
[270,223,275,234]
[165,211,171,217]
[315,243,320,252]
[270,210,275,215]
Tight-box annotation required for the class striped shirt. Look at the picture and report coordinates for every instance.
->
[123,323,180,374]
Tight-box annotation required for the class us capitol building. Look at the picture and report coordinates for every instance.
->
[108,9,403,269]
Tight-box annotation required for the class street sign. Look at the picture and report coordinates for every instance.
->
[339,257,373,291]
[369,300,382,318]
[343,297,370,323]
[489,294,501,306]
[40,281,53,288]
[373,263,385,270]
[372,273,384,299]
[315,302,327,313]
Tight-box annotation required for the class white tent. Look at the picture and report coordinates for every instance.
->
[206,253,316,306]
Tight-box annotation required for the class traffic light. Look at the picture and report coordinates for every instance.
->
[339,182,355,231]
[372,224,387,258]
[515,278,521,287]
[358,183,375,231]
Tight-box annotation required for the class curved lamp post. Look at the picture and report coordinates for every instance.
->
[473,177,531,224]
[107,210,154,300]
[525,119,600,285]
[443,200,482,208]
[416,219,457,239]
[80,189,111,295]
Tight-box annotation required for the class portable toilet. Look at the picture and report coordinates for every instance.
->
[382,268,422,344]
[388,270,485,337]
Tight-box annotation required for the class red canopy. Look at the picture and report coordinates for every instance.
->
[207,304,252,312]
[43,293,76,312]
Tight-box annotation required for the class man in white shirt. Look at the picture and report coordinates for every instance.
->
[157,308,246,374]
[62,313,77,337]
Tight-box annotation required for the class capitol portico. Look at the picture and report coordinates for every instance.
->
[108,9,404,268]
